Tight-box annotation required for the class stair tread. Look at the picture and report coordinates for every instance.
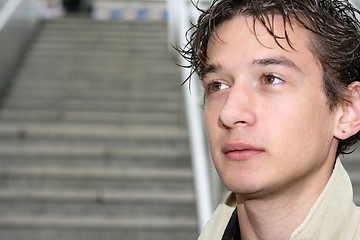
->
[0,216,197,230]
[0,122,186,138]
[1,165,192,179]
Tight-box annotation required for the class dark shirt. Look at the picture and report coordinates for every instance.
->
[222,208,241,240]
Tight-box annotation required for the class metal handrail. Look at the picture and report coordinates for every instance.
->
[167,0,214,232]
[0,0,23,31]
[0,0,39,99]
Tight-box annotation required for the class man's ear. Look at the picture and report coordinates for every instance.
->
[335,81,360,140]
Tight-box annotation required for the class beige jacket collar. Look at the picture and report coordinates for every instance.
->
[198,160,360,239]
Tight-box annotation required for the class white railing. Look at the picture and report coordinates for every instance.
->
[167,0,214,232]
[0,0,39,97]
[0,0,23,31]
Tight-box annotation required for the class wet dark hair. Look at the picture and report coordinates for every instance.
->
[177,0,360,156]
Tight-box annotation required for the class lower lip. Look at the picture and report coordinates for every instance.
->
[225,150,264,161]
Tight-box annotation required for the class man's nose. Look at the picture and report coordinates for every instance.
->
[219,85,256,129]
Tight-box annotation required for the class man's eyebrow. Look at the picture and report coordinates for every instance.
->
[202,64,222,77]
[252,57,301,72]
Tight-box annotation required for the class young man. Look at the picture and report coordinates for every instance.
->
[178,0,360,239]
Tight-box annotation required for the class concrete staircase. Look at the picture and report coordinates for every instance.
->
[0,18,197,239]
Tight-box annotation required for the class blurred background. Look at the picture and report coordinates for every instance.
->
[0,0,358,239]
[0,0,195,239]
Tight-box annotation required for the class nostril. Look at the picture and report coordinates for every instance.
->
[235,120,248,126]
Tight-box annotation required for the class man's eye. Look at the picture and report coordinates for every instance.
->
[263,74,283,85]
[208,81,228,93]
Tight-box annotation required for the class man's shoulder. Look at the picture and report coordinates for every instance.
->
[197,192,236,240]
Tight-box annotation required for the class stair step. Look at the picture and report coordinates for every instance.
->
[0,190,195,220]
[43,18,167,25]
[0,142,188,158]
[0,206,195,227]
[0,216,196,231]
[0,165,193,192]
[12,74,180,85]
[8,88,181,101]
[39,24,168,33]
[0,189,194,203]
[36,32,168,42]
[17,71,176,80]
[19,66,176,76]
[13,76,179,84]
[0,123,186,140]
[29,46,169,56]
[0,110,183,125]
[16,71,177,80]
[27,48,172,58]
[8,80,180,91]
[0,160,191,171]
[3,99,183,113]
[0,166,192,180]
[40,25,168,34]
[1,178,193,192]
[0,140,190,168]
[9,82,180,93]
[30,39,169,50]
[25,55,173,65]
[41,19,167,32]
[39,21,167,28]
[0,229,197,240]
[0,187,194,218]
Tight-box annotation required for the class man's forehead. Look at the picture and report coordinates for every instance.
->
[209,14,309,52]
[203,15,320,77]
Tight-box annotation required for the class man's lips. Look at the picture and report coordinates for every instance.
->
[222,142,264,161]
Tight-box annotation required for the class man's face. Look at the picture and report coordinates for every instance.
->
[203,16,340,198]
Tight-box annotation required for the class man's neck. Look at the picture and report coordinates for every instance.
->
[237,193,312,240]
[236,163,334,240]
